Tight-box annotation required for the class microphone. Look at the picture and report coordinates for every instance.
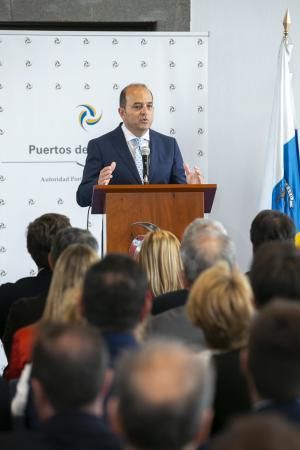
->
[141,146,150,184]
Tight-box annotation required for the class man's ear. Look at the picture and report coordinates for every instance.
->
[194,408,214,446]
[140,290,153,321]
[78,293,85,319]
[48,253,54,271]
[101,368,114,400]
[31,378,55,422]
[240,348,249,377]
[107,397,125,438]
[118,107,125,120]
[181,271,191,290]
[240,348,258,405]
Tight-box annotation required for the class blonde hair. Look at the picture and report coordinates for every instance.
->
[42,244,99,324]
[139,230,183,297]
[187,262,254,350]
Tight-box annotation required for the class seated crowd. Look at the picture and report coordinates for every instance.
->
[0,209,300,449]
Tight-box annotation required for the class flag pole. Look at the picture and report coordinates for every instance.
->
[283,9,291,38]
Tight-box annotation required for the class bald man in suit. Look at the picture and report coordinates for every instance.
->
[76,83,202,207]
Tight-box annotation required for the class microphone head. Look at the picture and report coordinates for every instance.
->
[141,146,150,157]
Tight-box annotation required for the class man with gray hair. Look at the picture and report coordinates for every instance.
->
[109,340,214,450]
[149,218,235,348]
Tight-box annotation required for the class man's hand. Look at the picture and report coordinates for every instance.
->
[98,162,117,185]
[184,163,204,184]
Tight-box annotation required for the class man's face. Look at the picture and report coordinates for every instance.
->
[119,86,154,137]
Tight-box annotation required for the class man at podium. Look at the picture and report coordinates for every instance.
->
[76,83,203,207]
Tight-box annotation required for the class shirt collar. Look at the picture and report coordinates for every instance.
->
[121,123,150,143]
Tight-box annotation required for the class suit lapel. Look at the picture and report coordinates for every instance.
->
[149,129,158,182]
[111,125,142,183]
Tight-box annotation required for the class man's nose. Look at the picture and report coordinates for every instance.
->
[140,105,148,114]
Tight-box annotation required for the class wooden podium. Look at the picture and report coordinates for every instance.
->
[92,184,217,254]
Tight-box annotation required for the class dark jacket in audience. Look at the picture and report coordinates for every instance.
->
[255,400,300,426]
[152,289,188,315]
[148,305,206,350]
[2,291,48,357]
[211,349,251,434]
[0,412,122,450]
[0,268,51,338]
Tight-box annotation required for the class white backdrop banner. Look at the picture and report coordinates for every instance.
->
[0,31,208,282]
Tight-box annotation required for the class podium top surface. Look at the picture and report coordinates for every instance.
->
[91,183,217,214]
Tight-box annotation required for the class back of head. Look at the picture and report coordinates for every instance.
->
[250,209,295,253]
[113,340,214,450]
[26,213,71,269]
[50,227,98,266]
[248,300,300,401]
[139,230,183,296]
[250,241,300,308]
[43,244,99,323]
[31,322,107,413]
[82,254,148,332]
[187,262,254,350]
[180,219,235,285]
[210,415,300,450]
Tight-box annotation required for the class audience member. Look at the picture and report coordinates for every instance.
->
[5,244,99,379]
[138,230,183,297]
[2,227,98,356]
[148,219,235,348]
[0,213,71,336]
[250,209,295,254]
[0,323,122,450]
[0,377,12,431]
[210,415,300,450]
[249,241,300,308]
[109,340,214,450]
[82,254,151,365]
[187,261,254,434]
[244,300,300,425]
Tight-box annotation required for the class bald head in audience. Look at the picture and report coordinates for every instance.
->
[109,340,214,450]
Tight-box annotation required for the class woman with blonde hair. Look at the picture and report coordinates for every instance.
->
[187,261,254,351]
[5,243,99,379]
[187,261,254,435]
[138,229,183,297]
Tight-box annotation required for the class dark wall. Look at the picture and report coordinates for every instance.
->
[0,0,190,31]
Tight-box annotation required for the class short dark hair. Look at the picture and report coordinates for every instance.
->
[248,300,300,401]
[250,210,295,252]
[119,83,153,108]
[82,254,148,332]
[113,340,214,450]
[210,415,300,450]
[249,241,300,308]
[50,227,98,265]
[31,323,107,412]
[26,213,71,268]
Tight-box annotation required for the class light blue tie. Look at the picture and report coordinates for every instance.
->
[132,137,144,182]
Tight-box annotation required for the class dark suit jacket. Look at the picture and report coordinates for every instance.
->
[148,305,206,350]
[152,289,189,315]
[0,412,122,450]
[255,399,300,426]
[2,291,48,357]
[211,349,251,435]
[76,124,186,207]
[0,268,52,338]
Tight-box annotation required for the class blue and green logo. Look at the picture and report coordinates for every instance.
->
[77,104,102,130]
